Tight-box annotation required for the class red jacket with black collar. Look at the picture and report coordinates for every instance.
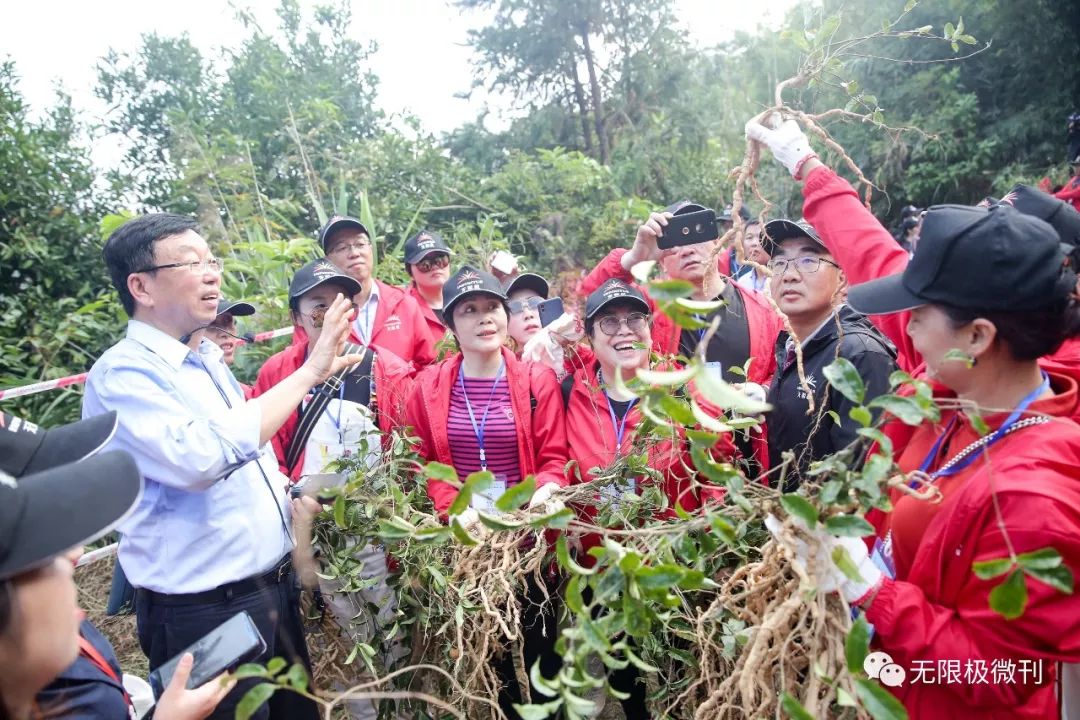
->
[406,283,448,361]
[292,278,437,368]
[403,346,569,515]
[253,340,416,481]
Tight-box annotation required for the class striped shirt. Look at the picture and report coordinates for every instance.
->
[447,375,521,487]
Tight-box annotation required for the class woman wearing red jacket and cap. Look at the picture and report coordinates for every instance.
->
[750,116,1080,719]
[402,265,568,718]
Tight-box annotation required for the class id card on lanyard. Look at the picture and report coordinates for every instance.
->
[601,381,639,507]
[459,360,509,512]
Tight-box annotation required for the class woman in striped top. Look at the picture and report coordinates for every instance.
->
[403,265,569,718]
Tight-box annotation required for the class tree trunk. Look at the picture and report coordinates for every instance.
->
[569,58,593,154]
[579,21,609,164]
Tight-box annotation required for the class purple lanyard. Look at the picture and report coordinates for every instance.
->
[458,360,506,471]
[914,372,1050,482]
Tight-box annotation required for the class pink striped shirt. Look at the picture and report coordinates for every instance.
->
[447,376,522,486]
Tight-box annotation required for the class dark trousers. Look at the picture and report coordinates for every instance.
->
[135,567,319,720]
[495,575,562,720]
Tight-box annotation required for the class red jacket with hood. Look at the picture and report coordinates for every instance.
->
[292,278,437,368]
[403,346,569,515]
[579,248,782,385]
[802,166,1080,717]
[254,340,416,481]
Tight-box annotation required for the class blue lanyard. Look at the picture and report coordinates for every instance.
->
[326,381,347,443]
[603,392,638,455]
[355,301,373,345]
[916,372,1050,481]
[458,360,506,470]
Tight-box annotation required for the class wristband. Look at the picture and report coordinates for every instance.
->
[792,153,820,181]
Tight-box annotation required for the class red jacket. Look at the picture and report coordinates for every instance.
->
[579,248,782,385]
[864,371,1080,719]
[403,347,569,515]
[254,340,416,481]
[1054,175,1080,212]
[292,279,437,368]
[802,166,1080,380]
[406,283,448,361]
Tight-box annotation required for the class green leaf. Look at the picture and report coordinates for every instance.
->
[495,475,536,512]
[711,515,738,545]
[889,370,914,388]
[636,564,685,591]
[780,493,819,529]
[477,512,525,531]
[623,593,653,636]
[972,557,1014,580]
[989,569,1029,620]
[424,462,459,483]
[845,80,859,96]
[266,657,287,675]
[904,0,918,11]
[512,699,563,720]
[333,495,347,529]
[849,405,873,427]
[823,357,866,404]
[636,365,697,386]
[624,645,660,673]
[565,575,586,614]
[285,663,309,692]
[446,487,472,517]
[630,260,658,285]
[1025,565,1074,595]
[845,615,872,673]
[233,664,272,680]
[825,514,875,537]
[1016,547,1065,571]
[781,692,816,720]
[236,684,278,720]
[464,470,495,495]
[959,34,977,45]
[965,410,991,437]
[820,480,844,505]
[646,278,694,300]
[449,518,479,546]
[831,545,865,583]
[694,366,771,415]
[944,21,956,38]
[556,534,596,575]
[854,678,909,720]
[868,395,929,426]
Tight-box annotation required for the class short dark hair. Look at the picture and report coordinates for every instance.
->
[941,300,1080,361]
[103,214,199,316]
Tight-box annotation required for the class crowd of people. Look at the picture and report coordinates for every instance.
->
[7,111,1080,720]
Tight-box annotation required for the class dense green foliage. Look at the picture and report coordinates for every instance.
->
[2,0,1079,424]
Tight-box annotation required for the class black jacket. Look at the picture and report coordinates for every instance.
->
[766,305,897,489]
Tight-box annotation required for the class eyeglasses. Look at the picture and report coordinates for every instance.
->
[597,313,649,336]
[415,254,450,273]
[299,302,359,329]
[327,238,371,256]
[138,257,222,275]
[509,297,543,315]
[766,256,840,275]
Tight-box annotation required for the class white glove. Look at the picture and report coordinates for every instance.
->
[521,325,566,372]
[528,482,566,515]
[741,382,767,406]
[744,113,817,179]
[765,514,882,604]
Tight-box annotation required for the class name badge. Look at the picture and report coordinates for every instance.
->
[704,361,724,382]
[471,474,508,513]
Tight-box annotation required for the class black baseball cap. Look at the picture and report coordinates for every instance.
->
[665,200,707,216]
[288,259,362,305]
[848,204,1074,316]
[502,272,549,299]
[996,184,1080,250]
[585,278,651,320]
[761,218,825,257]
[317,215,371,252]
[215,299,256,318]
[719,204,752,223]
[0,411,118,477]
[403,230,452,265]
[0,451,142,581]
[442,265,507,318]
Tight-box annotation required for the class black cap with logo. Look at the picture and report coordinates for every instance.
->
[403,230,452,265]
[761,218,825,257]
[665,200,707,216]
[288,259,362,306]
[318,215,371,252]
[442,265,507,318]
[585,278,651,319]
[719,204,752,223]
[848,204,1075,316]
[996,185,1080,251]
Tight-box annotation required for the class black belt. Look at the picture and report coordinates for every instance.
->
[139,555,293,606]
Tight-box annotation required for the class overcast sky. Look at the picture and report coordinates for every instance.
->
[2,0,799,169]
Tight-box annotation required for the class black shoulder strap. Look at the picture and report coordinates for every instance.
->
[284,343,369,474]
[560,374,575,409]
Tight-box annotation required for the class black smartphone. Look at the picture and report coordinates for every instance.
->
[291,472,345,502]
[148,611,266,697]
[657,208,719,250]
[537,297,564,328]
